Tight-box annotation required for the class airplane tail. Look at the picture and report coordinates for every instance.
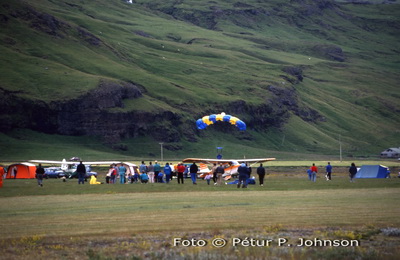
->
[61,159,68,171]
[222,165,239,179]
[199,163,210,172]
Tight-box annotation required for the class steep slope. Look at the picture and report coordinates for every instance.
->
[0,0,399,159]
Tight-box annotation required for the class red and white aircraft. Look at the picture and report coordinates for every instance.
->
[182,157,276,179]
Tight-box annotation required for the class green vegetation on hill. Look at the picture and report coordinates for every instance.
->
[0,0,399,160]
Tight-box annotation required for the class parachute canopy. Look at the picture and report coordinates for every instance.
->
[196,112,246,131]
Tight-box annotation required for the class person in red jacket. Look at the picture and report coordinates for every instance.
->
[310,163,318,182]
[177,163,186,184]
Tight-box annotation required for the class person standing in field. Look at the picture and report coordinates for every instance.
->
[307,169,312,181]
[211,163,218,185]
[110,164,117,184]
[118,164,127,184]
[153,161,161,183]
[183,164,189,179]
[139,161,147,175]
[177,163,185,184]
[310,163,318,182]
[147,162,155,183]
[170,163,175,182]
[190,162,198,185]
[257,163,266,186]
[164,163,172,184]
[349,163,357,182]
[35,164,45,187]
[106,165,113,184]
[237,163,249,188]
[247,163,252,179]
[215,163,225,186]
[77,161,86,184]
[325,162,332,181]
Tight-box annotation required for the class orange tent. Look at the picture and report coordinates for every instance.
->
[0,166,5,188]
[0,166,5,178]
[5,163,37,179]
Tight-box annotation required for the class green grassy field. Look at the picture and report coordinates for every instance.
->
[1,174,399,259]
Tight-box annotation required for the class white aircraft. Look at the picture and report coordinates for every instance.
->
[182,157,276,179]
[29,159,138,176]
[30,159,120,169]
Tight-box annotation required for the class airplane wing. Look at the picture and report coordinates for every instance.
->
[182,158,276,165]
[83,161,123,165]
[29,160,124,165]
[182,158,237,164]
[30,160,76,165]
[235,158,276,163]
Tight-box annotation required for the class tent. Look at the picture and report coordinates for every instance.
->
[355,165,389,179]
[0,166,5,178]
[5,163,37,179]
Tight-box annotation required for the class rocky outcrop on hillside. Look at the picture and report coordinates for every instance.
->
[0,81,182,145]
[1,74,324,148]
[312,44,345,62]
[142,0,340,31]
[3,3,103,48]
[54,81,184,144]
[5,4,69,37]
[57,81,143,136]
[224,83,325,130]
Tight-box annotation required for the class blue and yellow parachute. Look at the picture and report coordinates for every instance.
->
[196,112,246,131]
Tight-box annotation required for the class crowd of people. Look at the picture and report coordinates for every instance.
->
[84,160,269,187]
[104,161,187,184]
[32,160,373,187]
[100,161,269,188]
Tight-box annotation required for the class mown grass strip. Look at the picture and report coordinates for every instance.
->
[0,186,398,239]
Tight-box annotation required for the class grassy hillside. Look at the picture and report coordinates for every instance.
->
[0,0,399,161]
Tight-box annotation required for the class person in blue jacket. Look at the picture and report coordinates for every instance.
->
[307,169,312,181]
[139,161,147,175]
[163,163,172,184]
[237,163,249,188]
[325,162,332,181]
[157,172,164,183]
[118,164,127,184]
[140,172,149,183]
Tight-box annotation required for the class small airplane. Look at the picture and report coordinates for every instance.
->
[29,159,138,178]
[30,159,122,170]
[182,157,276,180]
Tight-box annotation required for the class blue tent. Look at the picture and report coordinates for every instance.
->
[355,165,389,179]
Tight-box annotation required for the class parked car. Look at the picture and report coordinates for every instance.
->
[43,167,66,179]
